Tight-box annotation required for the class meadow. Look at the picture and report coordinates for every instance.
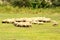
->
[0,6,60,40]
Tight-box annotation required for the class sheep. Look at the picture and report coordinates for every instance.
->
[15,18,33,23]
[32,17,51,22]
[14,22,32,27]
[52,20,58,26]
[2,19,8,23]
[15,18,22,22]
[24,22,32,27]
[25,18,33,23]
[15,18,28,22]
[42,18,51,22]
[32,20,44,24]
[31,17,46,22]
[38,17,46,22]
[6,18,15,23]
[2,18,15,24]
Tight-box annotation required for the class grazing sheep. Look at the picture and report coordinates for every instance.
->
[32,20,44,24]
[2,19,8,23]
[15,18,28,22]
[6,18,15,23]
[2,18,15,24]
[14,22,32,27]
[32,17,46,22]
[42,18,51,22]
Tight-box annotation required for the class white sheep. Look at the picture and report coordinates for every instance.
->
[15,18,28,22]
[2,19,8,23]
[15,18,22,22]
[15,22,32,27]
[32,20,44,24]
[42,18,51,22]
[6,18,15,23]
[25,18,33,23]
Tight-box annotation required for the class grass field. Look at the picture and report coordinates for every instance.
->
[0,7,60,40]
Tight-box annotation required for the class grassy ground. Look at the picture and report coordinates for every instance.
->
[0,6,60,40]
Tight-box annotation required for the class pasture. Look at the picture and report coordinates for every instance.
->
[0,7,60,40]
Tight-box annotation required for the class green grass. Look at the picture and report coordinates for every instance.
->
[0,7,60,40]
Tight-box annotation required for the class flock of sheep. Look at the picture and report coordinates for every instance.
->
[2,17,58,27]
